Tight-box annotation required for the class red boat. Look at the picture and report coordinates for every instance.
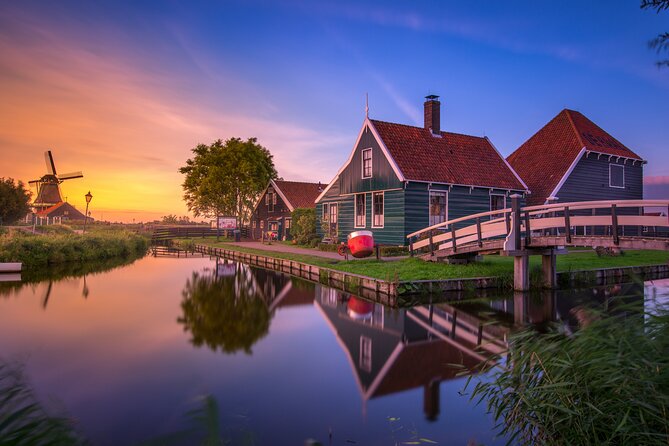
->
[347,230,374,258]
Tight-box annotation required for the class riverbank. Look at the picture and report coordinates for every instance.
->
[0,227,149,268]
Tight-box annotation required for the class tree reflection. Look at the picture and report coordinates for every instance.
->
[178,264,270,354]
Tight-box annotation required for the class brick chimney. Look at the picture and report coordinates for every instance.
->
[424,95,440,135]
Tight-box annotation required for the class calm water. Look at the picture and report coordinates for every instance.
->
[1,254,666,445]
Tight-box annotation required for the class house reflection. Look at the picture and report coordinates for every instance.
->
[314,281,645,421]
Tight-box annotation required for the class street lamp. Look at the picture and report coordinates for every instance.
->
[83,191,93,233]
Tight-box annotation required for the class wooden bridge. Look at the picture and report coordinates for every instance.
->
[407,197,669,290]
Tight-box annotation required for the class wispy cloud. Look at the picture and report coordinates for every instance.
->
[645,176,669,185]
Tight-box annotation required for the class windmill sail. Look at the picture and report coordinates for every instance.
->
[57,171,84,180]
[45,150,57,175]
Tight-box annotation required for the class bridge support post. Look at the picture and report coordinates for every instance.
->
[542,249,557,289]
[514,254,529,291]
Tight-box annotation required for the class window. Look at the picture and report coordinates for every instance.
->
[285,218,291,229]
[359,336,372,372]
[322,203,330,222]
[362,148,372,178]
[273,193,277,205]
[260,220,264,229]
[329,203,338,224]
[429,191,447,226]
[252,220,257,228]
[490,194,506,219]
[610,164,624,188]
[372,192,384,227]
[268,192,274,212]
[354,194,366,228]
[269,221,278,231]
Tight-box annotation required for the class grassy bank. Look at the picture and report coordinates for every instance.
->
[192,238,669,282]
[0,227,149,268]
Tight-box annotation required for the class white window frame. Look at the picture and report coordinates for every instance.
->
[372,192,384,228]
[354,193,366,228]
[252,220,257,229]
[429,190,448,227]
[322,203,330,222]
[285,218,291,229]
[609,164,625,189]
[362,148,372,179]
[329,203,338,224]
[359,336,372,372]
[490,193,506,219]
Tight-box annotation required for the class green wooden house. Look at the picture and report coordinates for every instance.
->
[315,96,528,245]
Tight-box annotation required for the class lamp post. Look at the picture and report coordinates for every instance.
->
[83,191,93,233]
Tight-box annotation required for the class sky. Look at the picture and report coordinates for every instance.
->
[1,0,667,222]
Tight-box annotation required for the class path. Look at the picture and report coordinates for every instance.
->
[225,241,406,262]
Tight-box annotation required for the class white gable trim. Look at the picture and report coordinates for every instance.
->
[251,184,271,214]
[484,136,530,193]
[546,146,586,203]
[270,180,295,212]
[315,118,406,203]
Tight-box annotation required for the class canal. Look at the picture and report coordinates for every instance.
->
[0,253,666,445]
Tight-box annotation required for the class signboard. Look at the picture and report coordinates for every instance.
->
[210,217,237,229]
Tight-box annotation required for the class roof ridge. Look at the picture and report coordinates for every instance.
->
[563,109,586,148]
[370,118,486,140]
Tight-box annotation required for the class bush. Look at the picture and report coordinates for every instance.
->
[318,243,340,252]
[379,245,409,257]
[291,208,318,245]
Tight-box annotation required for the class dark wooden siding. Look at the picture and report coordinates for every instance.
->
[338,124,403,194]
[250,185,292,240]
[557,155,643,202]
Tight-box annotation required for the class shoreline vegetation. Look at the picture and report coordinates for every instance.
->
[182,237,669,285]
[0,226,149,268]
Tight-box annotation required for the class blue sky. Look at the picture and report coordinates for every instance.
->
[1,0,667,220]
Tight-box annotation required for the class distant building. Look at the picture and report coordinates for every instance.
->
[507,109,645,206]
[315,95,528,245]
[35,201,90,225]
[250,179,323,241]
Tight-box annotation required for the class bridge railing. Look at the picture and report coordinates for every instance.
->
[408,199,669,257]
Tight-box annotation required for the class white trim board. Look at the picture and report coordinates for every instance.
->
[270,179,295,212]
[546,147,586,204]
[485,136,530,193]
[315,118,406,203]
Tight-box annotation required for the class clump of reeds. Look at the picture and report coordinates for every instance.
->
[467,297,669,445]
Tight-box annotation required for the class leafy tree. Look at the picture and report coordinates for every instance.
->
[0,177,31,225]
[179,138,277,237]
[161,214,179,224]
[641,0,669,68]
[177,266,271,354]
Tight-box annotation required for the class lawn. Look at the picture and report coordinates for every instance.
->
[192,238,669,282]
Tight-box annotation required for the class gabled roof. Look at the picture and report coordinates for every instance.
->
[507,109,644,206]
[36,201,87,219]
[272,180,323,211]
[370,119,527,190]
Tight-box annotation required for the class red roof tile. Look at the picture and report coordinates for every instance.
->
[370,119,526,190]
[507,109,643,206]
[274,180,323,209]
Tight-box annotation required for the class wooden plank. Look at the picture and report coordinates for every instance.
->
[476,218,482,247]
[564,206,571,244]
[611,204,619,245]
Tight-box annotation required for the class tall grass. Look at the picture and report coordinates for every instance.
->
[0,229,149,267]
[467,296,669,445]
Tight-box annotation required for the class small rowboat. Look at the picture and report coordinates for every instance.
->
[0,263,22,273]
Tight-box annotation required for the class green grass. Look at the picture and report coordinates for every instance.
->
[194,238,669,282]
[0,227,149,267]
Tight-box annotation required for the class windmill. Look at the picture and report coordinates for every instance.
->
[28,150,84,212]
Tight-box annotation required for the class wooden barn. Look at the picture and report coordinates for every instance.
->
[250,179,323,241]
[315,96,528,246]
[35,201,90,225]
[507,109,645,206]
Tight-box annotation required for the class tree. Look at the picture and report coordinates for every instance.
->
[179,138,277,238]
[291,208,318,246]
[641,0,669,68]
[0,178,31,225]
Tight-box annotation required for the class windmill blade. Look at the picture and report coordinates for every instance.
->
[57,171,84,180]
[28,179,41,184]
[44,150,57,175]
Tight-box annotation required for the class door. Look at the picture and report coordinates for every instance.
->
[329,203,338,239]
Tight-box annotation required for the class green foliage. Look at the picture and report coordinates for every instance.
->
[291,207,318,245]
[467,299,669,445]
[641,0,669,67]
[161,214,192,225]
[0,230,149,267]
[179,138,277,228]
[0,360,88,445]
[317,243,339,252]
[379,245,409,257]
[178,266,271,354]
[0,177,31,225]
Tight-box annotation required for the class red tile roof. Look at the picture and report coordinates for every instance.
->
[274,180,323,209]
[370,119,526,190]
[507,109,643,206]
[36,201,87,219]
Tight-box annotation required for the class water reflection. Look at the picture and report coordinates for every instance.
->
[178,259,314,354]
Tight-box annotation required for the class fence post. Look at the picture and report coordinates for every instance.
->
[564,206,571,244]
[524,211,532,246]
[450,224,457,252]
[429,230,434,255]
[510,194,522,250]
[476,217,483,247]
[611,204,619,245]
[409,237,414,257]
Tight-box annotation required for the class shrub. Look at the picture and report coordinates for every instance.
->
[379,245,409,257]
[291,208,318,245]
[318,243,340,252]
